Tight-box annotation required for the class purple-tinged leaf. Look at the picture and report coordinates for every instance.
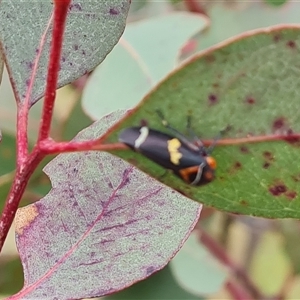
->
[13,111,201,300]
[0,0,130,106]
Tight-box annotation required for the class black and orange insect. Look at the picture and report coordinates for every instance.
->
[119,111,218,185]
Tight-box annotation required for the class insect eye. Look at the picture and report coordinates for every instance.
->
[206,156,217,169]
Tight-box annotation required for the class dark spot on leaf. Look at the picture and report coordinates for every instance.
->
[26,79,30,87]
[74,44,79,51]
[287,128,293,135]
[205,55,215,63]
[109,8,119,15]
[273,34,281,42]
[246,96,255,105]
[26,61,33,70]
[292,174,300,182]
[286,40,296,48]
[213,83,219,88]
[146,266,155,275]
[234,161,242,169]
[228,161,242,174]
[240,146,249,153]
[69,3,82,11]
[269,183,287,196]
[263,151,274,169]
[240,200,248,206]
[208,94,218,105]
[263,151,274,161]
[224,124,233,133]
[285,191,297,200]
[272,117,285,131]
[107,181,113,189]
[140,119,148,127]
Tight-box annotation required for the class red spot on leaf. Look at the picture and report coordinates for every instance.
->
[263,162,270,169]
[109,8,119,15]
[229,161,242,174]
[246,96,255,105]
[273,34,281,42]
[234,161,242,169]
[263,151,274,161]
[240,200,248,206]
[272,117,285,131]
[140,119,148,127]
[208,94,218,105]
[240,146,249,153]
[269,183,287,196]
[283,136,300,146]
[287,40,296,48]
[287,128,293,135]
[291,174,300,182]
[285,191,297,200]
[205,55,215,63]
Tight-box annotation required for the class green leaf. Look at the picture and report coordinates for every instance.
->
[0,131,16,176]
[62,96,92,140]
[0,258,23,295]
[196,2,300,52]
[170,232,227,296]
[264,0,287,6]
[82,12,207,120]
[250,231,291,295]
[103,26,300,218]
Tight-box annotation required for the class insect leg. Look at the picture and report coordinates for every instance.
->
[156,110,199,151]
[191,162,205,185]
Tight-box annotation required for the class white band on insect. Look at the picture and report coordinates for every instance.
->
[134,126,149,149]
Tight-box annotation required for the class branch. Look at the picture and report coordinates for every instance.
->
[196,228,264,299]
[38,0,71,142]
